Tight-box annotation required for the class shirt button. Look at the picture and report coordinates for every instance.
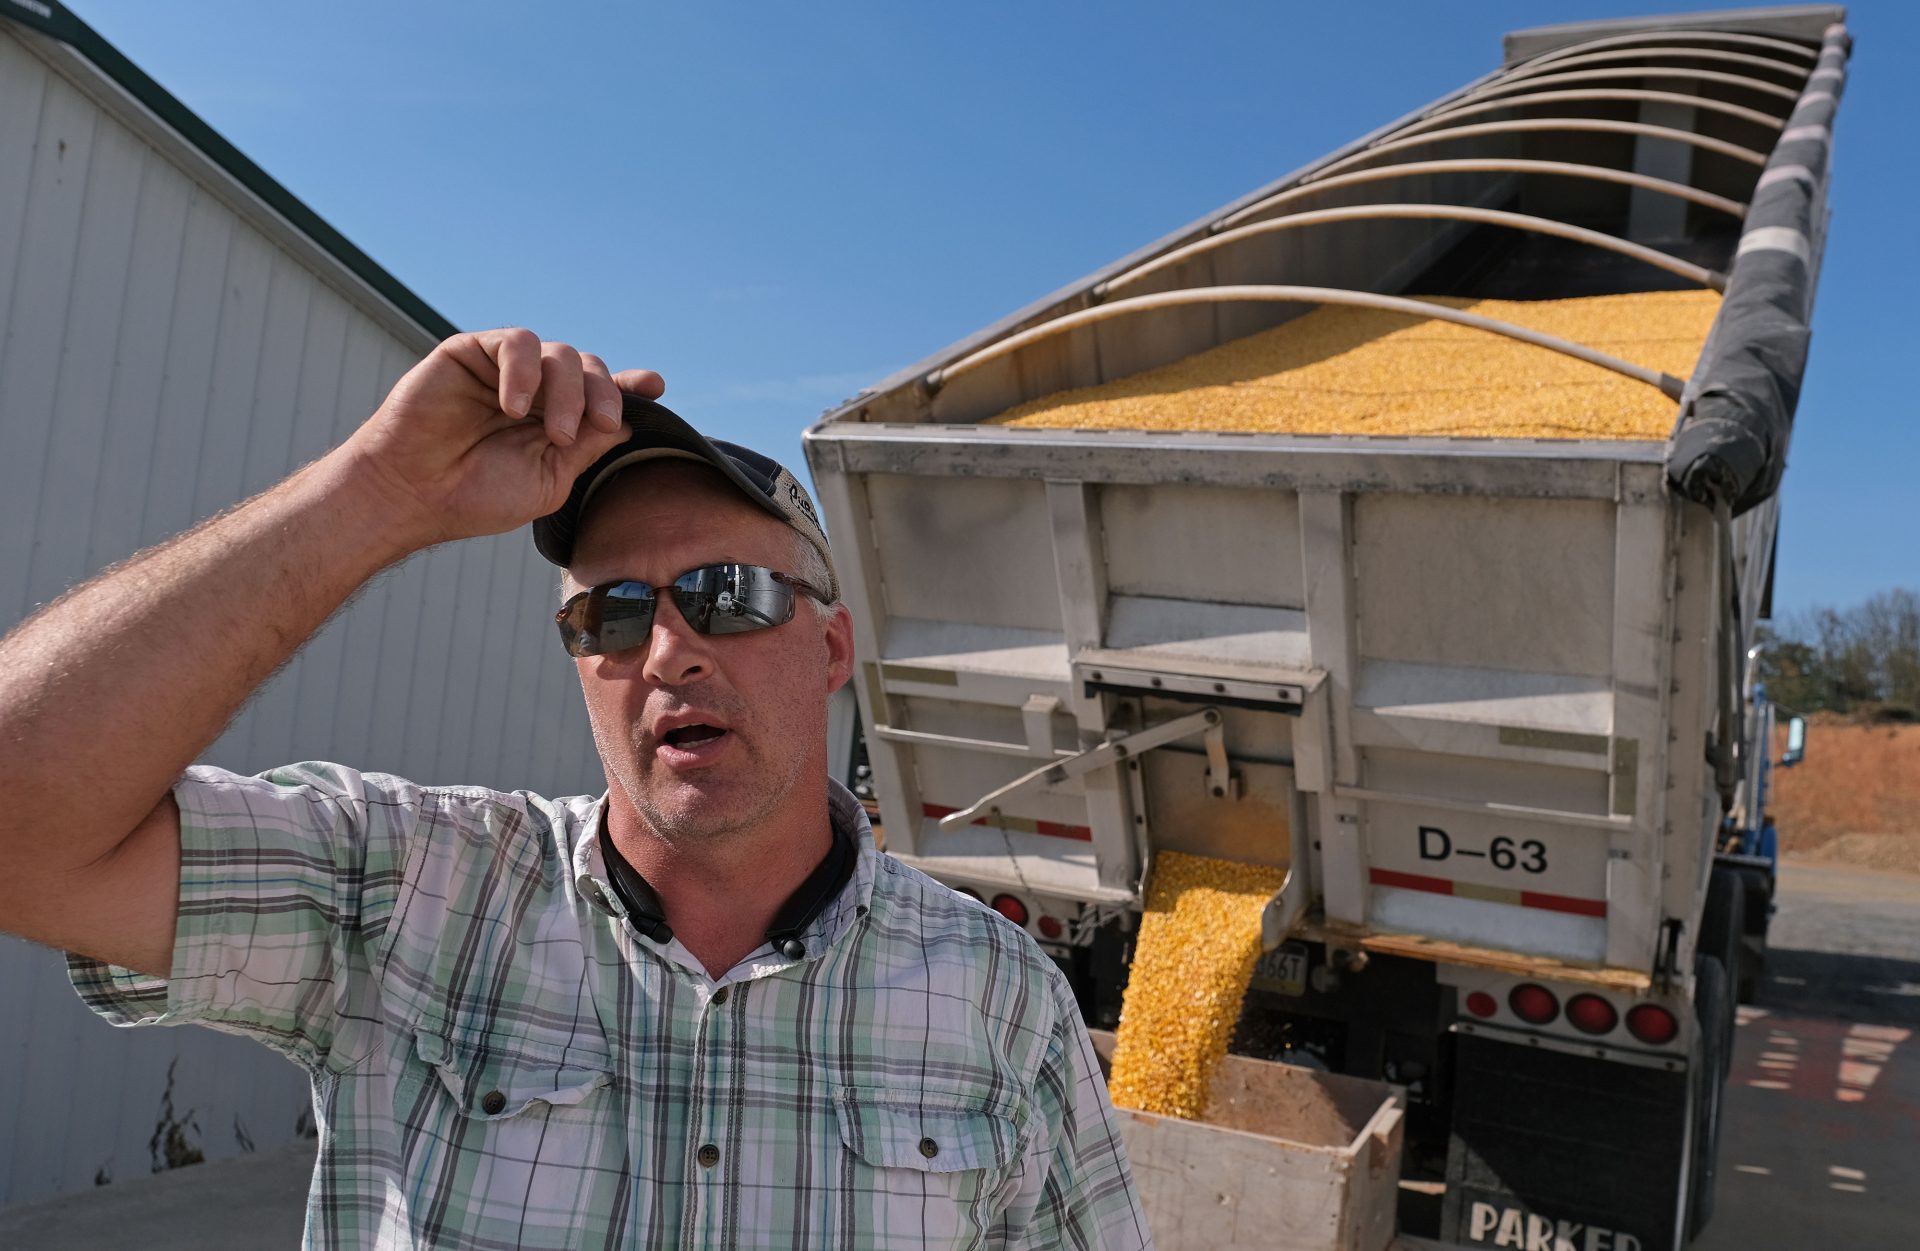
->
[697,1143,721,1169]
[481,1090,507,1115]
[918,1137,939,1159]
[712,986,730,1006]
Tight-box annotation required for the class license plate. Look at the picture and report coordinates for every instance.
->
[1252,941,1310,997]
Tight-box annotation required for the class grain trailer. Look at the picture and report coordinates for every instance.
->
[805,7,1846,1247]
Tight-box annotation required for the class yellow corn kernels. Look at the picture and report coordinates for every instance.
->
[992,289,1719,440]
[1106,852,1289,1120]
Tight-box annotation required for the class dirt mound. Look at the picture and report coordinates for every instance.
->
[1771,720,1920,873]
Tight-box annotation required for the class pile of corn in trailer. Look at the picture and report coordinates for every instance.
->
[808,7,1847,1249]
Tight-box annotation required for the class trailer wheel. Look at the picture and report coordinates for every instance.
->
[1700,869,1746,1038]
[1687,955,1731,1240]
[1717,887,1743,1081]
[1735,868,1772,1004]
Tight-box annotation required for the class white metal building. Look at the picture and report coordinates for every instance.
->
[0,3,609,1207]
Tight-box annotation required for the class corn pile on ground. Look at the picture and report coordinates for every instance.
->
[991,289,1719,440]
[1106,851,1289,1121]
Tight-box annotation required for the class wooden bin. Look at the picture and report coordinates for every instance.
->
[1091,1032,1405,1251]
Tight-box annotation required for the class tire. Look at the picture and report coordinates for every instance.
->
[1687,955,1731,1241]
[1735,868,1771,1004]
[1718,890,1743,1079]
[1699,869,1745,1053]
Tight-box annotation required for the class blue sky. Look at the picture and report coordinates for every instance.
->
[74,0,1917,621]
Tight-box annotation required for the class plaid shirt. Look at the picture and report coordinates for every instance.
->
[69,763,1150,1250]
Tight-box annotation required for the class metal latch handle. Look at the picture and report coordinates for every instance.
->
[936,707,1224,833]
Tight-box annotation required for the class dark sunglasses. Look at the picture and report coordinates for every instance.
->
[556,563,832,658]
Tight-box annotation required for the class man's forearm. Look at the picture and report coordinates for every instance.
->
[0,447,419,890]
[0,329,646,966]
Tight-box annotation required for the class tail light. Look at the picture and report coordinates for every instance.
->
[1036,915,1065,940]
[1566,994,1619,1036]
[1626,1003,1680,1045]
[1464,991,1498,1019]
[990,894,1030,927]
[1509,983,1560,1026]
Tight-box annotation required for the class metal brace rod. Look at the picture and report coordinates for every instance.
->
[1217,158,1747,231]
[869,723,1073,760]
[1390,89,1786,143]
[1095,203,1727,298]
[1203,721,1238,800]
[928,285,1687,401]
[937,707,1223,833]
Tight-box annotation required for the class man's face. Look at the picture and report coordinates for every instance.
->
[565,461,854,846]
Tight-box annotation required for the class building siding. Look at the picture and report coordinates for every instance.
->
[0,23,604,1207]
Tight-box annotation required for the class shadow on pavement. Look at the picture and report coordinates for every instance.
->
[1759,946,1920,1026]
[1694,950,1920,1249]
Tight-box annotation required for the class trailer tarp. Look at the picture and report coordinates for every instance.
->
[1668,22,1850,515]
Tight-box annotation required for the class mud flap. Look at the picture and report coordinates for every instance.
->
[1443,1033,1690,1251]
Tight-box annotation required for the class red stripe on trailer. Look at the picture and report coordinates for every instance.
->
[921,804,1092,841]
[1522,889,1609,918]
[1370,867,1457,895]
[1370,868,1608,918]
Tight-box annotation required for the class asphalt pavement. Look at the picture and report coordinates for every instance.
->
[1693,859,1920,1249]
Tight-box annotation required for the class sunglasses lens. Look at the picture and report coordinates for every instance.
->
[557,582,658,657]
[558,567,801,656]
[677,565,795,635]
[556,595,592,656]
[596,585,657,653]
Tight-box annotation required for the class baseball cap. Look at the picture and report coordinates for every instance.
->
[531,394,839,601]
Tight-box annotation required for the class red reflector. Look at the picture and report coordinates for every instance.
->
[1464,991,1498,1020]
[991,894,1030,927]
[1627,1003,1680,1045]
[1566,994,1619,1036]
[1036,915,1064,940]
[1509,984,1560,1026]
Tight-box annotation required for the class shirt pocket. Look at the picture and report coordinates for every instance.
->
[833,1087,1017,1175]
[394,1029,622,1248]
[409,1027,613,1120]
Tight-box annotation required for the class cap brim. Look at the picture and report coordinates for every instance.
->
[532,395,786,566]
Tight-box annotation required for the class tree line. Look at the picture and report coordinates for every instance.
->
[1755,588,1920,719]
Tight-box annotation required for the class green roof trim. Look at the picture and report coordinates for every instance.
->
[1,0,459,341]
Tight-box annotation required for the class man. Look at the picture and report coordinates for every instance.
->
[0,330,1149,1250]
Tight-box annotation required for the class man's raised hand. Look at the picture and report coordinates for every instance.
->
[341,328,666,549]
